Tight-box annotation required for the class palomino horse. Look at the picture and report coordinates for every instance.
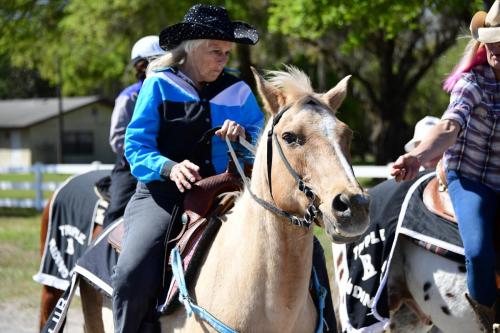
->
[80,66,371,333]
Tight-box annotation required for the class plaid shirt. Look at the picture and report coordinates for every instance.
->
[442,64,500,192]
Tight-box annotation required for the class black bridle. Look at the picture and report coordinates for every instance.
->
[243,105,321,229]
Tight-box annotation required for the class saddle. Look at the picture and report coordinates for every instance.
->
[422,162,500,289]
[107,164,246,254]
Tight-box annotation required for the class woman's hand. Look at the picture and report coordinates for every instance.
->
[390,154,421,182]
[169,160,202,193]
[215,119,245,141]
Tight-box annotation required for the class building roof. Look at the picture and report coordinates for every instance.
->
[0,96,111,128]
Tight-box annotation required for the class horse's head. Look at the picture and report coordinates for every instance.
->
[251,66,369,243]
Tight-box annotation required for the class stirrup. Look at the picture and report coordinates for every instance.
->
[465,293,495,333]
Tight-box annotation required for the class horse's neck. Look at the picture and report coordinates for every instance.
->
[217,167,314,306]
[210,194,313,324]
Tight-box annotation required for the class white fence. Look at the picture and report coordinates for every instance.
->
[0,162,114,210]
[0,163,392,210]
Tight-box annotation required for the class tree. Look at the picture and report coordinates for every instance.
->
[0,0,273,98]
[268,0,483,163]
[0,0,199,97]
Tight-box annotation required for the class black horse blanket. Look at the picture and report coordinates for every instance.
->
[335,172,465,332]
[33,169,110,290]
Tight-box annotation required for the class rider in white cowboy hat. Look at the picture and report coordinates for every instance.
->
[392,1,500,331]
[404,116,440,153]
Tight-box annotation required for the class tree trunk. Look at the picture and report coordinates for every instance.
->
[372,97,412,164]
[236,44,255,91]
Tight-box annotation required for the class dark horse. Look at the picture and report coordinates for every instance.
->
[37,170,109,332]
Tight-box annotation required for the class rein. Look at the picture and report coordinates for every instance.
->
[226,105,320,229]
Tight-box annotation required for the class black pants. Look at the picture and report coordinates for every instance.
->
[103,161,137,228]
[313,236,338,332]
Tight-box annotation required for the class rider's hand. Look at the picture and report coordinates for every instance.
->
[169,160,202,193]
[215,120,245,141]
[390,154,421,182]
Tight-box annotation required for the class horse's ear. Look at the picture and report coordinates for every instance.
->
[251,66,284,115]
[322,75,351,112]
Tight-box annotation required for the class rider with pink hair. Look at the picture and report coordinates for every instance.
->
[391,1,500,330]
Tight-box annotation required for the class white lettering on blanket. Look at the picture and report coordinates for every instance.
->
[49,238,70,278]
[58,225,87,245]
[345,278,375,307]
[352,230,386,260]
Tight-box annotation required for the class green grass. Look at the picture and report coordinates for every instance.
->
[0,214,41,302]
[0,173,71,182]
[314,226,333,278]
[0,190,53,199]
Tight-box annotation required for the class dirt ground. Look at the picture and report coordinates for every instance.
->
[0,296,84,333]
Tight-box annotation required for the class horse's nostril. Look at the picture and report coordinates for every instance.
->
[352,194,370,208]
[332,193,349,212]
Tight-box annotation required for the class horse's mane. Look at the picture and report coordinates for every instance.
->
[266,65,314,98]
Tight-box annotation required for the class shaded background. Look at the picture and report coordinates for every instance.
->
[0,0,495,163]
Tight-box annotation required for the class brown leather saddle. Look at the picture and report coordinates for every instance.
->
[422,163,500,289]
[107,170,244,254]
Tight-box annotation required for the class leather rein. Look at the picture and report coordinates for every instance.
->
[227,105,320,229]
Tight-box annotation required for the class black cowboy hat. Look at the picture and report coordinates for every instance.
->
[159,4,259,51]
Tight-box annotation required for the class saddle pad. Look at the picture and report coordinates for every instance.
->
[33,169,111,290]
[335,172,466,332]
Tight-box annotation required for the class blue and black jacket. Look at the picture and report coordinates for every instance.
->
[124,67,264,183]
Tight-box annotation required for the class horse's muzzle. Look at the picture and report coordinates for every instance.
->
[332,193,370,219]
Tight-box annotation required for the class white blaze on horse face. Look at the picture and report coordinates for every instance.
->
[319,113,357,185]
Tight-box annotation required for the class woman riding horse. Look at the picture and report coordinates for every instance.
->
[112,4,336,332]
[391,1,500,330]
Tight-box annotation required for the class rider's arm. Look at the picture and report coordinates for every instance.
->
[392,73,480,181]
[409,119,460,165]
[109,94,135,154]
[124,77,177,183]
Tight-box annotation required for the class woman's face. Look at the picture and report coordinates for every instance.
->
[485,41,500,72]
[189,40,233,83]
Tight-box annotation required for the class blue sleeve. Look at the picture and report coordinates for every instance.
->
[243,92,264,144]
[240,92,264,163]
[124,77,174,183]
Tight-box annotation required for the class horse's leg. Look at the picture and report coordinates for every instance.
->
[79,224,106,333]
[39,285,63,330]
[80,278,105,333]
[387,240,433,333]
[400,238,482,333]
[101,296,114,333]
[39,197,58,331]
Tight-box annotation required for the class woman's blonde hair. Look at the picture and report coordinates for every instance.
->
[147,39,208,73]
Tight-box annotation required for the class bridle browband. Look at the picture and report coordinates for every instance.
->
[227,104,321,229]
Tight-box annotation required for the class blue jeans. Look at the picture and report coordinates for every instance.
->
[446,170,499,306]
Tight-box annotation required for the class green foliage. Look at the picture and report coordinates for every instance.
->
[267,0,484,162]
[1,0,198,96]
[269,0,482,49]
[407,37,469,124]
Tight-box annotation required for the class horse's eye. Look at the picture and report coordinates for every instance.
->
[282,132,299,145]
